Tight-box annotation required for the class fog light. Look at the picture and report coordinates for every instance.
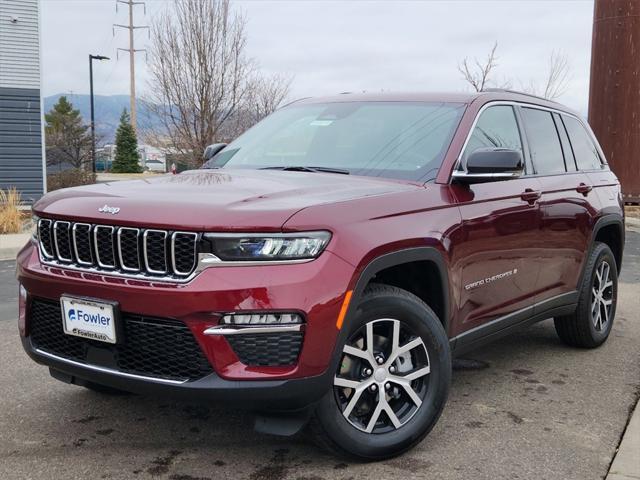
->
[221,312,303,325]
[18,284,27,337]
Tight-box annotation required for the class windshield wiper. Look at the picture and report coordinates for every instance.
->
[260,166,350,175]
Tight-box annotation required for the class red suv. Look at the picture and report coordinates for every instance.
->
[17,90,624,459]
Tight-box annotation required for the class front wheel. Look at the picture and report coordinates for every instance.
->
[310,284,451,460]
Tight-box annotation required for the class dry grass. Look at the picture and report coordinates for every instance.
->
[47,169,97,191]
[0,187,23,234]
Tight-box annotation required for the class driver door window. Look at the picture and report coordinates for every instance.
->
[463,105,524,169]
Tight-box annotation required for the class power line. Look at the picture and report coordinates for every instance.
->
[113,0,148,130]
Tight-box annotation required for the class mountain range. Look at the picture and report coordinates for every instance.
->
[44,94,163,144]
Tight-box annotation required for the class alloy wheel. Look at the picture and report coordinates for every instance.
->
[591,260,614,332]
[333,318,430,433]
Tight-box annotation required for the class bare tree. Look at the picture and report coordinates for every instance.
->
[226,73,293,137]
[458,42,501,92]
[522,50,571,100]
[144,0,291,166]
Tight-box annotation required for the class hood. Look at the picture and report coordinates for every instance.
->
[34,169,421,231]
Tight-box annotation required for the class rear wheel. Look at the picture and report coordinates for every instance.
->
[310,284,451,460]
[554,242,617,348]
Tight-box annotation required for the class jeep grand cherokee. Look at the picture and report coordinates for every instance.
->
[17,90,624,459]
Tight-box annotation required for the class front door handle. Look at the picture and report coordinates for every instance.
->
[576,183,593,195]
[521,188,541,203]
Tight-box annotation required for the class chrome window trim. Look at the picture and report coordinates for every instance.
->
[37,218,54,258]
[34,348,188,385]
[171,231,198,276]
[451,171,521,181]
[203,324,303,336]
[53,221,72,262]
[72,223,93,266]
[450,100,603,182]
[143,229,168,274]
[117,227,141,272]
[94,225,116,268]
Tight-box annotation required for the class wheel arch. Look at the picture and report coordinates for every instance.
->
[348,247,450,330]
[578,213,625,287]
[592,215,624,273]
[327,247,451,375]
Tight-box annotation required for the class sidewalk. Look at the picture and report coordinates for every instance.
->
[607,397,640,480]
[0,233,29,260]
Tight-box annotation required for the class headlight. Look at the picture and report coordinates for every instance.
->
[203,231,331,261]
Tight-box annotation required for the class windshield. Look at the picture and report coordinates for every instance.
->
[206,101,465,182]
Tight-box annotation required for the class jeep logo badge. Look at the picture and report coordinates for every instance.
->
[98,204,120,215]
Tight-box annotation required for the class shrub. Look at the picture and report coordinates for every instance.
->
[47,169,97,191]
[0,187,23,234]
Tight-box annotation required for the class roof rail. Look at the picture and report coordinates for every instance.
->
[482,88,561,104]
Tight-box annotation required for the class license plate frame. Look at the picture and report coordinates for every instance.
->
[60,295,121,345]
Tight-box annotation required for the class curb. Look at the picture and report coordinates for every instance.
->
[0,250,19,261]
[0,233,29,261]
[606,397,640,479]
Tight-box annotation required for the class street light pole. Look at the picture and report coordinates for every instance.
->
[89,54,109,173]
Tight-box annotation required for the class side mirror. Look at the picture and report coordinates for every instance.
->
[203,143,227,162]
[452,148,524,184]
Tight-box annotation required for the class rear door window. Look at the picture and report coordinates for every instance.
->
[553,113,577,172]
[521,107,565,175]
[562,116,603,171]
[463,105,523,165]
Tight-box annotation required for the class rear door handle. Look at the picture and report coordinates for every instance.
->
[576,183,593,195]
[520,189,541,203]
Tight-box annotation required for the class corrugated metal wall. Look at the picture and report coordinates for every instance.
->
[0,0,44,202]
[0,0,40,89]
[588,0,640,203]
[0,87,43,202]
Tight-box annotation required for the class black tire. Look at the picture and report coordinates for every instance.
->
[554,242,618,348]
[82,381,131,396]
[309,284,451,460]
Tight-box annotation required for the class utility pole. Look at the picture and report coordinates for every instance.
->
[114,0,148,131]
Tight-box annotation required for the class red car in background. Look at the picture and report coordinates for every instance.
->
[17,90,624,459]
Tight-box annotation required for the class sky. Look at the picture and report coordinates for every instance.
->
[41,0,595,114]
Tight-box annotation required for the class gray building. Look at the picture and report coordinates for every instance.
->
[0,0,45,203]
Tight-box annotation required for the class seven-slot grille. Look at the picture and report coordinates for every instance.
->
[38,219,199,279]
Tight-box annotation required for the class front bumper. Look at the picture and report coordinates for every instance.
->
[21,337,332,409]
[17,242,354,398]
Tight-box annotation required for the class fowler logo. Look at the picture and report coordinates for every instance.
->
[98,204,120,215]
[68,308,111,326]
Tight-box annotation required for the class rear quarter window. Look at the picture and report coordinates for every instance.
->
[562,116,603,171]
[521,107,565,175]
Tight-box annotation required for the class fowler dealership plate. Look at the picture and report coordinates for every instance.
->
[60,296,117,344]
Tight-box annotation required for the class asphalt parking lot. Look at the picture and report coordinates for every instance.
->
[0,230,638,480]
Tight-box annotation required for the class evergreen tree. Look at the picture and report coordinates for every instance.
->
[44,96,92,169]
[112,109,142,173]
